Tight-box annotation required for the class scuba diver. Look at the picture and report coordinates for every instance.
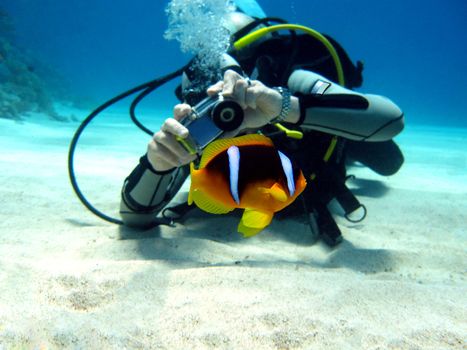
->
[116,6,404,246]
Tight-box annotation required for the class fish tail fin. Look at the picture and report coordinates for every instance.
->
[238,208,274,237]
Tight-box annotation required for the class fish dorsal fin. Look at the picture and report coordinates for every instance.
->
[190,188,233,214]
[238,208,274,237]
[259,183,288,202]
[199,134,274,168]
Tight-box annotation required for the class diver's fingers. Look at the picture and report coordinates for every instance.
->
[148,141,192,169]
[148,139,178,168]
[161,117,189,138]
[207,81,224,95]
[173,104,191,121]
[232,79,248,109]
[244,84,263,110]
[152,129,194,161]
[147,115,196,172]
[222,69,243,96]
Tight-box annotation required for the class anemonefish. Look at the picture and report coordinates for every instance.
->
[188,134,307,237]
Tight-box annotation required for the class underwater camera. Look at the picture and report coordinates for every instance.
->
[177,94,244,154]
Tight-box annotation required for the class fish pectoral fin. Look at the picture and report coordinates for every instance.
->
[238,209,274,237]
[191,189,233,214]
[259,183,288,202]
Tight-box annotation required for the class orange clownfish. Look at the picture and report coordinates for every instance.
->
[188,134,307,237]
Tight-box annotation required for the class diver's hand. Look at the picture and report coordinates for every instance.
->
[147,104,197,172]
[207,70,300,133]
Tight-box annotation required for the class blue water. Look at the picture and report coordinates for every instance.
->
[2,0,467,126]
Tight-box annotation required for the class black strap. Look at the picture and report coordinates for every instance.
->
[162,202,194,220]
[334,180,361,214]
[299,93,369,110]
[314,201,343,246]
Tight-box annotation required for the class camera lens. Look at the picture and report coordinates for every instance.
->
[220,108,235,122]
[212,100,244,131]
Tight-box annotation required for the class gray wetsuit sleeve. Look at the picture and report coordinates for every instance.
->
[287,70,404,141]
[119,154,190,228]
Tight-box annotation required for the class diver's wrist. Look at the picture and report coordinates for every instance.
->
[145,153,176,174]
[287,96,300,124]
[270,87,291,123]
[269,88,300,124]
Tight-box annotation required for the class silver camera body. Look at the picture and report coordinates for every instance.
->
[178,94,244,154]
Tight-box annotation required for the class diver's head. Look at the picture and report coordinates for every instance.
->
[180,10,267,103]
[181,53,242,105]
[224,11,256,35]
[223,11,270,44]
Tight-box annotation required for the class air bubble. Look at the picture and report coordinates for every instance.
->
[165,0,236,86]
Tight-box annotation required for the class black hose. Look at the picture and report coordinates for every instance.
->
[129,84,161,136]
[67,66,186,224]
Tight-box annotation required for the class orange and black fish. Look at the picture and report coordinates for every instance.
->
[188,134,307,237]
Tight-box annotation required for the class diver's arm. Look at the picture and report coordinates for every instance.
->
[120,104,196,227]
[287,69,404,141]
[120,156,190,227]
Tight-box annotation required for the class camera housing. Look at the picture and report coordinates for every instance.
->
[177,94,244,154]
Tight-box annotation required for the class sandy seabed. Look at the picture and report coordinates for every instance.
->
[0,112,466,349]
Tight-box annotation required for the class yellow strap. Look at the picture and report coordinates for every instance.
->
[234,24,345,86]
[273,123,303,139]
[176,136,197,155]
[309,136,338,182]
[323,136,338,162]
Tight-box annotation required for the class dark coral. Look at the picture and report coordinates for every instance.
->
[0,7,67,121]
